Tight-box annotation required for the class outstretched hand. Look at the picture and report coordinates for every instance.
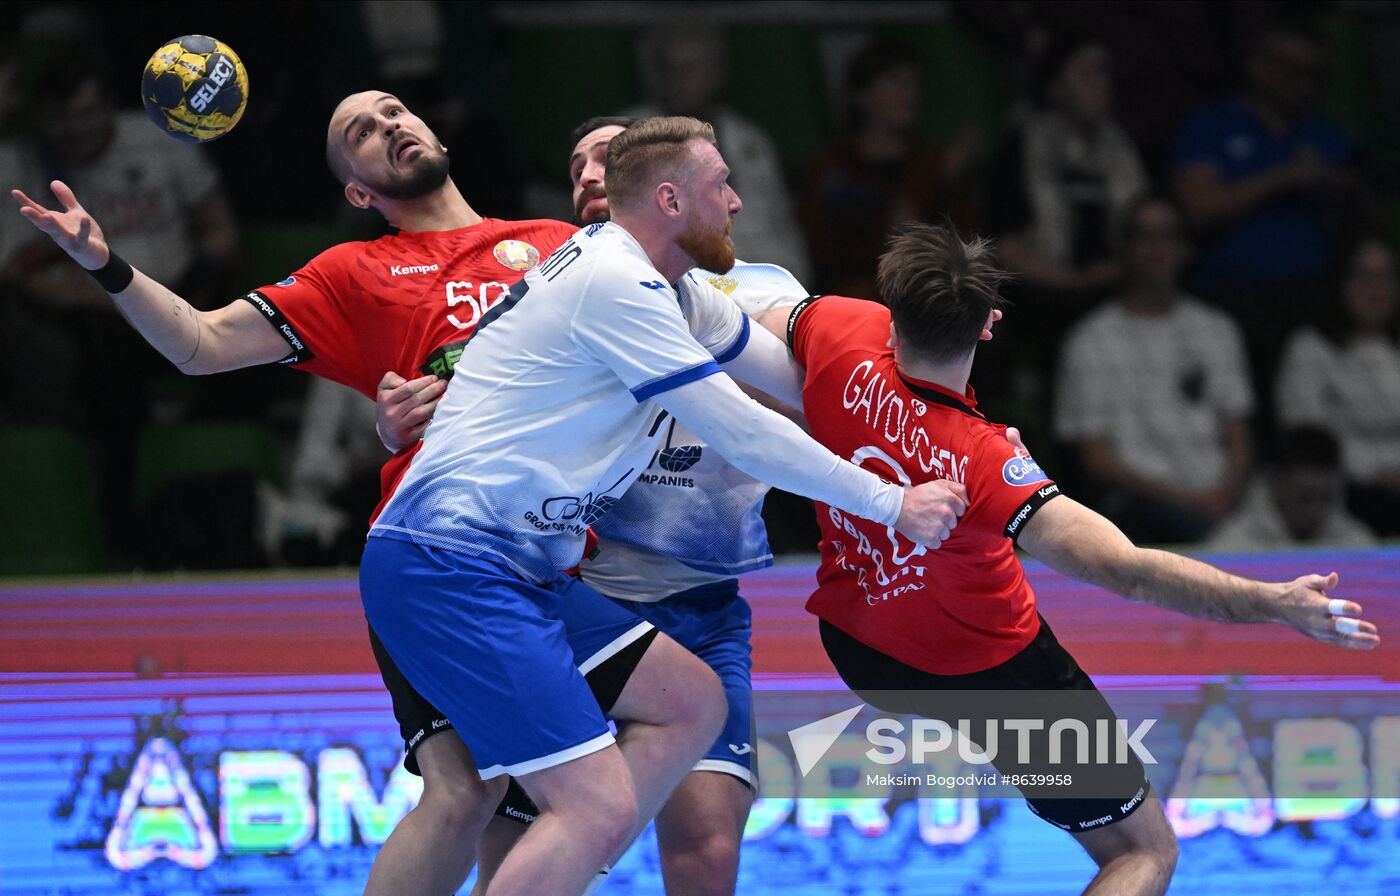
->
[11,180,109,270]
[376,371,447,451]
[1274,572,1380,650]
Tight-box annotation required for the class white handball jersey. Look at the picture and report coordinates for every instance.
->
[370,222,750,582]
[585,261,809,601]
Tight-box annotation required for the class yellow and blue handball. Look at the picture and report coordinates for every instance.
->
[141,35,248,143]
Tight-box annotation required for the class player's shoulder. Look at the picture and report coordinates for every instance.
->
[721,260,807,295]
[479,216,578,244]
[576,223,659,275]
[304,237,377,269]
[799,294,889,333]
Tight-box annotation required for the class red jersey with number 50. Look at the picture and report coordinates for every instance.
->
[791,296,1063,675]
[242,217,577,522]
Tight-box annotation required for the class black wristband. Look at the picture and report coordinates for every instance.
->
[88,250,135,293]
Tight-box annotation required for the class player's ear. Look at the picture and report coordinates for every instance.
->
[656,182,681,217]
[979,308,1002,342]
[888,321,899,351]
[344,180,374,210]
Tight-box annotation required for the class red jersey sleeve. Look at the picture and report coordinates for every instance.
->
[238,243,364,391]
[790,295,888,367]
[965,428,1063,544]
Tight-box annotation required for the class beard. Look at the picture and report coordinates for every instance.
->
[370,146,451,200]
[573,185,609,225]
[676,217,735,274]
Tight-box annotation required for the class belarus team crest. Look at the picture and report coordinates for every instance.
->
[494,240,541,272]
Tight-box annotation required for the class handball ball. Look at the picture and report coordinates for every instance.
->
[141,35,248,143]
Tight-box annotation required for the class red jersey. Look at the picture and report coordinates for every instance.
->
[791,296,1063,674]
[242,218,577,522]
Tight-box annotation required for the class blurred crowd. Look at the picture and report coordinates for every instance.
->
[0,0,1397,574]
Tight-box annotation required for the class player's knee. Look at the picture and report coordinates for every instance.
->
[645,639,727,736]
[419,769,505,834]
[582,783,640,855]
[1152,833,1180,877]
[672,829,741,881]
[681,663,727,742]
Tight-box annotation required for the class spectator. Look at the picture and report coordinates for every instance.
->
[799,40,980,299]
[1055,195,1254,544]
[0,49,238,549]
[1275,236,1400,536]
[984,35,1149,310]
[1171,25,1361,384]
[2,58,237,309]
[625,19,811,282]
[1206,426,1376,551]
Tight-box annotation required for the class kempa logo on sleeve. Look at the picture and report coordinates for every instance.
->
[390,263,440,277]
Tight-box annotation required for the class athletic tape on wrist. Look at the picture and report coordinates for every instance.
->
[88,250,135,293]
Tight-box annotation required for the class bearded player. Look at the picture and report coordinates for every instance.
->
[375,115,815,895]
[754,222,1379,896]
[11,91,729,896]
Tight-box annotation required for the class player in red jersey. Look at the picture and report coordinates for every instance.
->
[757,222,1379,896]
[12,90,727,896]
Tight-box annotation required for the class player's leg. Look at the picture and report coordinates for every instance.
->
[654,771,753,896]
[473,578,728,890]
[491,745,640,895]
[363,625,502,896]
[470,813,524,896]
[1071,794,1179,896]
[560,575,728,867]
[360,539,639,894]
[366,732,506,896]
[633,584,756,895]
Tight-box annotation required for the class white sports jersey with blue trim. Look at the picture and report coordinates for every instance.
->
[584,261,809,602]
[370,222,748,582]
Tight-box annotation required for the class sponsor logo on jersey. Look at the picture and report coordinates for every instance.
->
[730,743,753,756]
[493,239,541,272]
[658,445,702,473]
[390,263,440,277]
[639,280,667,290]
[585,222,606,237]
[273,276,296,287]
[1002,454,1049,487]
[911,398,927,416]
[421,339,468,380]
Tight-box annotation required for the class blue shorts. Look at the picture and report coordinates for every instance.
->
[360,535,653,778]
[609,580,755,786]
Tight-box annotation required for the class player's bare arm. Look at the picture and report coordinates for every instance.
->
[755,304,798,345]
[12,180,289,373]
[1017,494,1380,650]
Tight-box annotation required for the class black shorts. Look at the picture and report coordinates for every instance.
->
[819,615,1149,833]
[368,622,658,776]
